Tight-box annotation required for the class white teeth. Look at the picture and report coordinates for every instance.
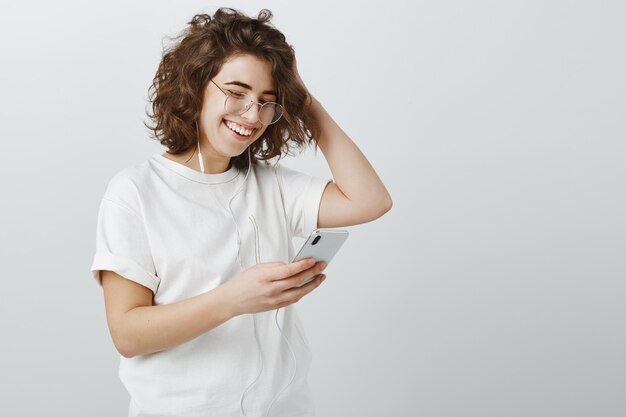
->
[226,121,253,136]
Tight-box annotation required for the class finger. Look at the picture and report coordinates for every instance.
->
[258,261,287,268]
[275,261,327,291]
[270,258,316,281]
[276,274,326,306]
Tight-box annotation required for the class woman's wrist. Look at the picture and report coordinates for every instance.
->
[213,281,241,319]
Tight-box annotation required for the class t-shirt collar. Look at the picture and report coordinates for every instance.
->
[152,154,240,184]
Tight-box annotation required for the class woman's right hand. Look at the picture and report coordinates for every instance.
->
[221,258,328,316]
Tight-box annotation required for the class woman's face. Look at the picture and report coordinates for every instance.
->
[198,53,276,163]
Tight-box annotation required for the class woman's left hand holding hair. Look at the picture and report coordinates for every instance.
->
[287,47,393,228]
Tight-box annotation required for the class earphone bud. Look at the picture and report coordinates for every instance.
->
[197,139,205,173]
[196,122,206,174]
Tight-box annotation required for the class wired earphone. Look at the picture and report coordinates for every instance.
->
[195,123,302,417]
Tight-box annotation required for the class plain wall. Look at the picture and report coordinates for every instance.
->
[1,0,625,416]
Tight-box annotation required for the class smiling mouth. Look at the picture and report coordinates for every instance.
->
[224,120,256,137]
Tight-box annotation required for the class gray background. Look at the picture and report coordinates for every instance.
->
[1,0,625,416]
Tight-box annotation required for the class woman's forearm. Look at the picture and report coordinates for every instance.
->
[310,96,392,210]
[117,285,235,358]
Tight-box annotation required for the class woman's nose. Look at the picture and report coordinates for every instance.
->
[241,102,261,124]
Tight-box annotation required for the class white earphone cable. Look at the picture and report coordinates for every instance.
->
[264,307,298,417]
[196,129,263,416]
[197,136,205,174]
[197,132,298,417]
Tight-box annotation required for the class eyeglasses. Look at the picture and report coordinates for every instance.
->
[210,79,284,125]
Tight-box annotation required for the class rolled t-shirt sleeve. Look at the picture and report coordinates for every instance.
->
[90,176,159,293]
[275,163,332,239]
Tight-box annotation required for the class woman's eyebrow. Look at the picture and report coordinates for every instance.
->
[224,80,277,97]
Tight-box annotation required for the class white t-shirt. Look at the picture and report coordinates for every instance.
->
[91,153,331,417]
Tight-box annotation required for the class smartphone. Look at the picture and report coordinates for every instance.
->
[291,229,349,286]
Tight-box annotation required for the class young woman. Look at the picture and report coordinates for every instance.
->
[91,8,392,417]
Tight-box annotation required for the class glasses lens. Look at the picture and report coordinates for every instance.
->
[225,93,248,114]
[260,103,283,125]
[225,93,284,125]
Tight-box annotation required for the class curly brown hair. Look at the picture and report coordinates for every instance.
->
[145,8,319,170]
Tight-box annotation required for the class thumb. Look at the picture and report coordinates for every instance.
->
[258,261,287,268]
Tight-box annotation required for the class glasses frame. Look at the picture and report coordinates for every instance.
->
[210,79,284,126]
